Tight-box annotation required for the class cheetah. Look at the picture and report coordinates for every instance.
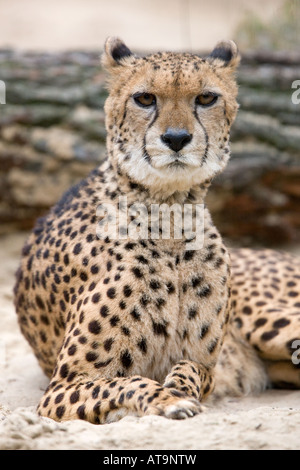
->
[14,37,300,424]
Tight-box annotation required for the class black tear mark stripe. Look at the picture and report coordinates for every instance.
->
[119,96,130,129]
[143,108,159,163]
[193,107,209,166]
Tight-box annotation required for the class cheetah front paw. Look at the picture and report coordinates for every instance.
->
[163,397,203,419]
[144,389,203,420]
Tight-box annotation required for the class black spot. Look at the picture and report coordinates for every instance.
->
[56,405,65,419]
[77,404,86,420]
[70,390,80,404]
[254,318,267,328]
[199,324,210,339]
[80,271,88,282]
[86,351,98,362]
[59,363,69,379]
[63,274,70,283]
[107,287,116,298]
[203,251,214,262]
[121,326,130,336]
[110,315,120,327]
[104,338,114,351]
[150,279,160,290]
[73,243,82,255]
[94,358,113,369]
[43,397,50,408]
[140,294,150,307]
[88,320,101,334]
[35,295,45,310]
[123,285,132,297]
[155,297,166,309]
[261,330,279,341]
[188,307,197,319]
[242,306,252,315]
[166,282,175,294]
[130,307,141,321]
[136,255,148,264]
[107,261,112,272]
[125,242,136,250]
[152,320,168,337]
[91,265,99,274]
[191,276,202,288]
[197,285,211,298]
[92,293,101,304]
[68,344,77,356]
[120,350,133,369]
[100,305,109,317]
[273,318,290,329]
[183,251,195,261]
[92,386,100,399]
[132,267,143,278]
[55,393,64,404]
[288,291,298,297]
[40,315,50,326]
[137,337,147,354]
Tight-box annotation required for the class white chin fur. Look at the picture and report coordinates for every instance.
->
[120,149,228,194]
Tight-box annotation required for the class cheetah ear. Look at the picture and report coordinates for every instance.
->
[207,40,240,70]
[102,37,135,71]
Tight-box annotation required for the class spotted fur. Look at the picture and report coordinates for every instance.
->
[14,38,300,424]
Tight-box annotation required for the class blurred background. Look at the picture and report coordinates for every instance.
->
[0,0,289,52]
[0,0,299,251]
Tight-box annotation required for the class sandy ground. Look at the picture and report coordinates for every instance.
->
[0,231,300,450]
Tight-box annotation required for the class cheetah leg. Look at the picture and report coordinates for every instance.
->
[240,304,300,362]
[230,248,300,388]
[207,330,269,401]
[37,374,202,424]
[265,361,300,389]
[163,360,214,400]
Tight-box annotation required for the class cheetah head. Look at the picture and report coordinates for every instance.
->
[102,37,240,196]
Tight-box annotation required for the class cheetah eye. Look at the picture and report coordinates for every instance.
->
[133,93,156,108]
[196,93,218,107]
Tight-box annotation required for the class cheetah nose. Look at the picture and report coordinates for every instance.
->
[161,128,192,152]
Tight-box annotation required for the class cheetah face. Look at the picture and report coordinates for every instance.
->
[103,38,240,194]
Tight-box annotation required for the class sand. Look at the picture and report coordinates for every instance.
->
[0,231,300,450]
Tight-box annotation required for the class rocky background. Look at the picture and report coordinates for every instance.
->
[0,48,299,246]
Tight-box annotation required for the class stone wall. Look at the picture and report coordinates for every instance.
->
[0,49,299,246]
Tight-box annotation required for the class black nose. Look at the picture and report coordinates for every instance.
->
[161,128,192,152]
